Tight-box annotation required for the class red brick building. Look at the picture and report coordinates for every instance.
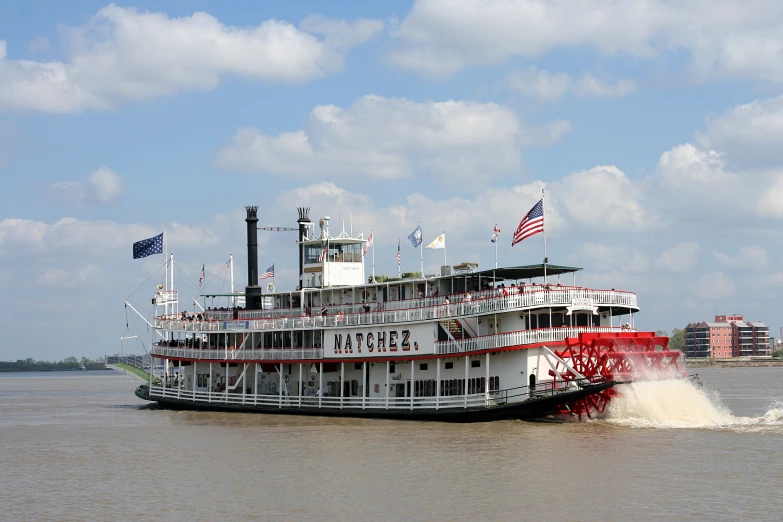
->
[685,315,770,358]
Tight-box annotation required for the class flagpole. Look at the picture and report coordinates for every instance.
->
[495,232,498,269]
[371,228,375,283]
[542,188,547,284]
[443,231,446,267]
[163,229,168,319]
[419,222,424,277]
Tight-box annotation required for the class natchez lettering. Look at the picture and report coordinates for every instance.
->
[333,330,416,354]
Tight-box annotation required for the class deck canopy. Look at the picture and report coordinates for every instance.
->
[467,264,582,281]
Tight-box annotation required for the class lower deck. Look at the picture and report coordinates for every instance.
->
[142,347,607,421]
[137,379,614,422]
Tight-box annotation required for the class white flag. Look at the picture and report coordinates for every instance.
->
[425,233,446,249]
[363,231,373,256]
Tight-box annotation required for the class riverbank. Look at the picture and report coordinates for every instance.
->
[685,358,783,368]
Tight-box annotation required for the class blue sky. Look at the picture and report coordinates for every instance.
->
[2,0,783,360]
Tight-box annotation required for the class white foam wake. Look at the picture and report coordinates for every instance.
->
[603,379,783,430]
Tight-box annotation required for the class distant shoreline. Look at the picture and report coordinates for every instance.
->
[685,359,783,368]
[0,368,113,373]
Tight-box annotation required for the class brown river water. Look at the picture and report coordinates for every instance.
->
[1,367,782,521]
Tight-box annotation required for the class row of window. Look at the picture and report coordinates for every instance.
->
[387,360,479,373]
[412,376,501,397]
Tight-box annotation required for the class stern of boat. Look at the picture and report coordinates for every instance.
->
[550,332,686,420]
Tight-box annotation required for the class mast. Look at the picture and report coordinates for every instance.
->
[371,228,375,284]
[170,252,175,316]
[230,252,235,308]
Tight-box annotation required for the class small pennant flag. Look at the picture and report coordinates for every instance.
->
[396,239,401,266]
[425,233,446,249]
[491,225,500,243]
[363,231,373,256]
[199,264,205,287]
[408,223,423,248]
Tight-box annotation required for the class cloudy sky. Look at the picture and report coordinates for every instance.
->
[2,0,782,361]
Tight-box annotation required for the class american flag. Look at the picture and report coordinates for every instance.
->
[396,239,401,266]
[512,199,544,246]
[318,239,329,262]
[260,264,274,280]
[363,231,373,256]
[199,264,204,287]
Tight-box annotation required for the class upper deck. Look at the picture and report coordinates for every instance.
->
[156,283,638,333]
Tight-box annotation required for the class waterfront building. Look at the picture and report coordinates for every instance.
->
[685,315,770,358]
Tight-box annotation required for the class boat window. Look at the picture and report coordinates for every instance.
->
[304,244,322,264]
[419,363,428,371]
[471,360,480,368]
[389,363,395,373]
[445,361,454,370]
[354,363,362,370]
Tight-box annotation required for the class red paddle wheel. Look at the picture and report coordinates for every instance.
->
[549,332,686,420]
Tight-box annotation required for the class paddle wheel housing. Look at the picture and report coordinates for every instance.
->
[550,332,686,420]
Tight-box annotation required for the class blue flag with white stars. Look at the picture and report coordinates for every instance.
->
[133,233,164,259]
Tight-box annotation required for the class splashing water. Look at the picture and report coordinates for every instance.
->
[603,379,783,431]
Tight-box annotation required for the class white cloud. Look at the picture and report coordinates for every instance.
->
[576,243,649,273]
[507,67,635,102]
[38,264,102,288]
[657,242,700,273]
[215,95,569,184]
[0,216,218,257]
[701,95,783,169]
[757,174,783,217]
[0,5,383,112]
[50,166,124,204]
[388,0,783,82]
[690,271,736,300]
[553,165,648,230]
[714,245,769,270]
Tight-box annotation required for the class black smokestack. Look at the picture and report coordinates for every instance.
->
[297,207,311,288]
[245,205,262,310]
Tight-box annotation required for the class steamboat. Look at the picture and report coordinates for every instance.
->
[128,206,684,421]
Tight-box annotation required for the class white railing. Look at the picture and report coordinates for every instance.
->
[159,289,637,333]
[147,386,500,410]
[149,326,631,361]
[203,287,637,321]
[435,326,630,355]
[149,346,323,361]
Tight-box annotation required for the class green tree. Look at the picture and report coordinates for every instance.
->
[669,328,686,352]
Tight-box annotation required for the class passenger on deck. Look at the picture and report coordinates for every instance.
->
[362,302,371,313]
[320,306,328,316]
